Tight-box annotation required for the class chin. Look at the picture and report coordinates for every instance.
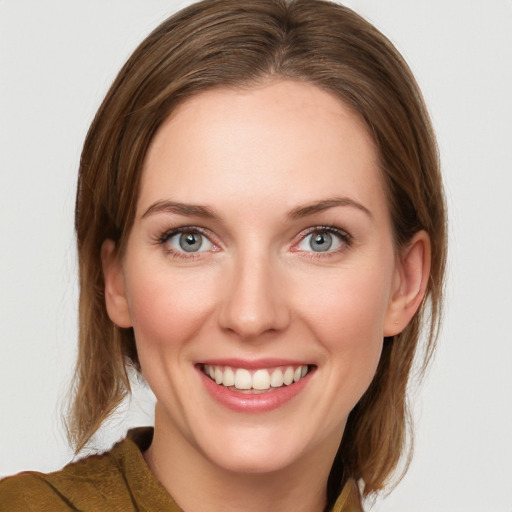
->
[203,442,303,475]
[189,419,326,477]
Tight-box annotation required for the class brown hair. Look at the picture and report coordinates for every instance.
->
[70,0,447,501]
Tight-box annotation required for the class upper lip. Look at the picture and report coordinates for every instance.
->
[197,358,313,370]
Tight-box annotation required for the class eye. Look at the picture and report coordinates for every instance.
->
[163,228,215,254]
[296,227,351,253]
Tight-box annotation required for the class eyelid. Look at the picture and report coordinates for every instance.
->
[159,225,211,243]
[157,225,221,258]
[292,225,353,254]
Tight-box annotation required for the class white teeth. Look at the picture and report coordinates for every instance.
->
[252,369,270,390]
[234,368,252,390]
[223,367,235,387]
[283,367,294,385]
[270,368,284,387]
[203,364,309,391]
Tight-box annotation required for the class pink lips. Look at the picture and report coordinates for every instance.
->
[197,359,314,413]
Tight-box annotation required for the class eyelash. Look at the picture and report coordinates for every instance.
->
[155,225,353,260]
[294,226,353,259]
[156,226,218,260]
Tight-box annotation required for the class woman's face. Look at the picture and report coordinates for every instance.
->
[105,80,409,475]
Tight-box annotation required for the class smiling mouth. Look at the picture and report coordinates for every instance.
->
[201,364,312,394]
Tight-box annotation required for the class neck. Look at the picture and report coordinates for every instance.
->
[144,406,340,512]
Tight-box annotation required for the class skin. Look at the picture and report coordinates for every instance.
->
[103,80,430,512]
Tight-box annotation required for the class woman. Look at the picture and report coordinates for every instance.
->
[0,0,446,510]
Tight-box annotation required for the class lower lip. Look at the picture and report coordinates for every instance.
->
[198,368,313,413]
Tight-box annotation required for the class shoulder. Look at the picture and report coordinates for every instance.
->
[0,472,66,512]
[0,430,152,512]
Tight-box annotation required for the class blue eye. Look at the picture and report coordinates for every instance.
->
[164,229,214,253]
[297,228,349,253]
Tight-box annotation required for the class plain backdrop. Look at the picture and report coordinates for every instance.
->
[1,1,511,510]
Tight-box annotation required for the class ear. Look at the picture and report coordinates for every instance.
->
[384,230,431,337]
[101,239,132,328]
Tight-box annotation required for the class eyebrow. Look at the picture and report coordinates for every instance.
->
[288,197,372,219]
[141,200,218,219]
[141,196,372,221]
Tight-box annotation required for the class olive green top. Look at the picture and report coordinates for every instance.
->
[0,428,361,512]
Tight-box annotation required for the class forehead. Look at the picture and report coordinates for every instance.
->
[139,80,387,220]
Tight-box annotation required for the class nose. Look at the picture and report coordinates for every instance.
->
[218,251,291,340]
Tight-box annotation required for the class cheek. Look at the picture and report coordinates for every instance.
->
[300,263,393,388]
[125,267,218,349]
[304,264,392,338]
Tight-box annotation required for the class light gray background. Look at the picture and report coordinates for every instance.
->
[1,1,511,510]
